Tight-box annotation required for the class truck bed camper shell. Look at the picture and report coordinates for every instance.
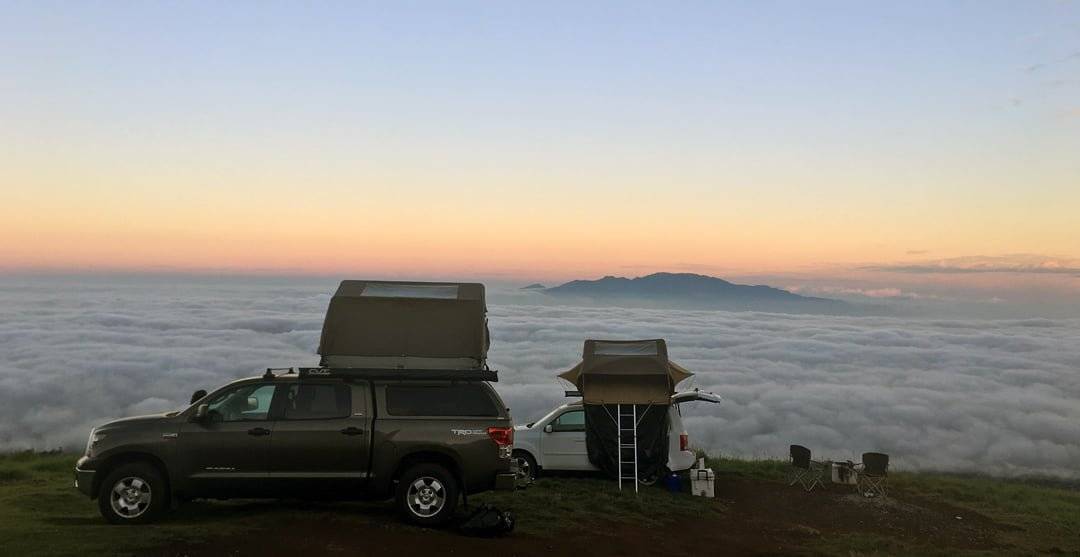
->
[317,280,490,370]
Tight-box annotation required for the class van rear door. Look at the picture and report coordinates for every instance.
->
[671,390,722,405]
[668,390,722,472]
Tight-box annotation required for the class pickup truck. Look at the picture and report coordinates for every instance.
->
[74,368,516,526]
[511,389,721,482]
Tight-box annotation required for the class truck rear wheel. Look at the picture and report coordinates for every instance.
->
[396,463,459,526]
[98,462,167,525]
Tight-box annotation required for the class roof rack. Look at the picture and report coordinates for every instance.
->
[264,367,296,379]
[296,367,498,382]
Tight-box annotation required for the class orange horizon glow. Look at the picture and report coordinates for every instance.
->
[3,3,1077,286]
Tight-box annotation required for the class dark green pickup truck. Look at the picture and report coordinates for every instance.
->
[74,367,515,526]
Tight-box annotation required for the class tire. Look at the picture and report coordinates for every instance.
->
[395,463,459,526]
[512,450,538,482]
[98,462,168,525]
[639,466,667,486]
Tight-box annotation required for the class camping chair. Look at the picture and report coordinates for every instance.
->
[856,452,889,498]
[788,445,826,492]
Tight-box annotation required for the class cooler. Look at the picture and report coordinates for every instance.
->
[690,468,715,498]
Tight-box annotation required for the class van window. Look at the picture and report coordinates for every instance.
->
[281,383,351,420]
[551,410,585,432]
[385,384,499,417]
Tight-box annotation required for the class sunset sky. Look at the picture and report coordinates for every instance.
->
[2,2,1078,288]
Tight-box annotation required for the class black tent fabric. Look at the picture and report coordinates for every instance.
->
[584,404,669,481]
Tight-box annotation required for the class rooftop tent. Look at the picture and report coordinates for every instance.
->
[557,339,692,404]
[317,280,490,369]
[557,339,693,483]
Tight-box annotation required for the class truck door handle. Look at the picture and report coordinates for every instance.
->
[339,427,365,436]
[247,427,271,437]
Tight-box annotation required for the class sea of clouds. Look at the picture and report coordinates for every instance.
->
[1,276,1078,478]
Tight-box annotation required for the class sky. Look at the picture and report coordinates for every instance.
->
[1,2,1079,301]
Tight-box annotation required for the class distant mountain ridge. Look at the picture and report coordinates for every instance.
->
[542,272,847,313]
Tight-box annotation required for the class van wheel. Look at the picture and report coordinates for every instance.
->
[396,463,459,526]
[512,450,538,481]
[98,462,167,525]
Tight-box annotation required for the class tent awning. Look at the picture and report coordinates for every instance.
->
[558,339,692,404]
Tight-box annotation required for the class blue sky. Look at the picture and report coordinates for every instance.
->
[1,2,1078,293]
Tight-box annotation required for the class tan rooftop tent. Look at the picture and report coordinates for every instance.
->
[559,339,693,486]
[317,280,489,369]
[558,339,692,404]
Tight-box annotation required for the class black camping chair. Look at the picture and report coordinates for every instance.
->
[856,452,889,498]
[788,445,826,492]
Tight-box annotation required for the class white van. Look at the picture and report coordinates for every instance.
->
[512,390,721,483]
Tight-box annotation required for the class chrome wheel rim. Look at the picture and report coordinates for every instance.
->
[514,456,532,480]
[109,476,152,519]
[407,476,446,518]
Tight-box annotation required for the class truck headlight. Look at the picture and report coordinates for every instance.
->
[85,429,105,457]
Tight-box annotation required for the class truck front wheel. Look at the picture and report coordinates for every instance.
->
[395,463,459,526]
[97,462,168,525]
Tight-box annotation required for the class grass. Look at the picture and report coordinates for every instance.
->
[2,451,1078,556]
[473,473,723,536]
[701,454,1080,556]
[0,451,722,556]
[893,472,1080,533]
[0,451,305,557]
[705,453,788,481]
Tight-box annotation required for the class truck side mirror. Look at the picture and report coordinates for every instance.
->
[544,424,553,433]
[193,404,209,421]
[246,397,259,411]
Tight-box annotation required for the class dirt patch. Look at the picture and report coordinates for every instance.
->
[161,476,1010,556]
[713,477,1004,553]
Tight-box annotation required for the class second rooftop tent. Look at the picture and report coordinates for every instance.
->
[317,280,491,370]
[558,339,692,404]
[558,339,693,489]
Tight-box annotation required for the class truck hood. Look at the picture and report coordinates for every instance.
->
[97,413,174,430]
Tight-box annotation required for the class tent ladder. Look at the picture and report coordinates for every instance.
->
[616,404,639,493]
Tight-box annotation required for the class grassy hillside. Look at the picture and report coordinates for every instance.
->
[1,451,1077,556]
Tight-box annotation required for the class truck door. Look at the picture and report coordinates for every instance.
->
[541,409,592,470]
[176,382,278,496]
[267,381,371,494]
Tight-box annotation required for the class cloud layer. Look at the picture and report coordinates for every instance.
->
[864,254,1080,275]
[2,276,1078,478]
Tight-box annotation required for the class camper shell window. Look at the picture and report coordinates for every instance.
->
[359,284,460,299]
[385,384,499,417]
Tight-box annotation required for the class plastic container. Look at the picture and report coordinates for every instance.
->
[831,462,857,485]
[690,468,715,498]
[664,472,682,493]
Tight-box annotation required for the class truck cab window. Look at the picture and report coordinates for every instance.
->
[281,383,351,420]
[206,384,276,422]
